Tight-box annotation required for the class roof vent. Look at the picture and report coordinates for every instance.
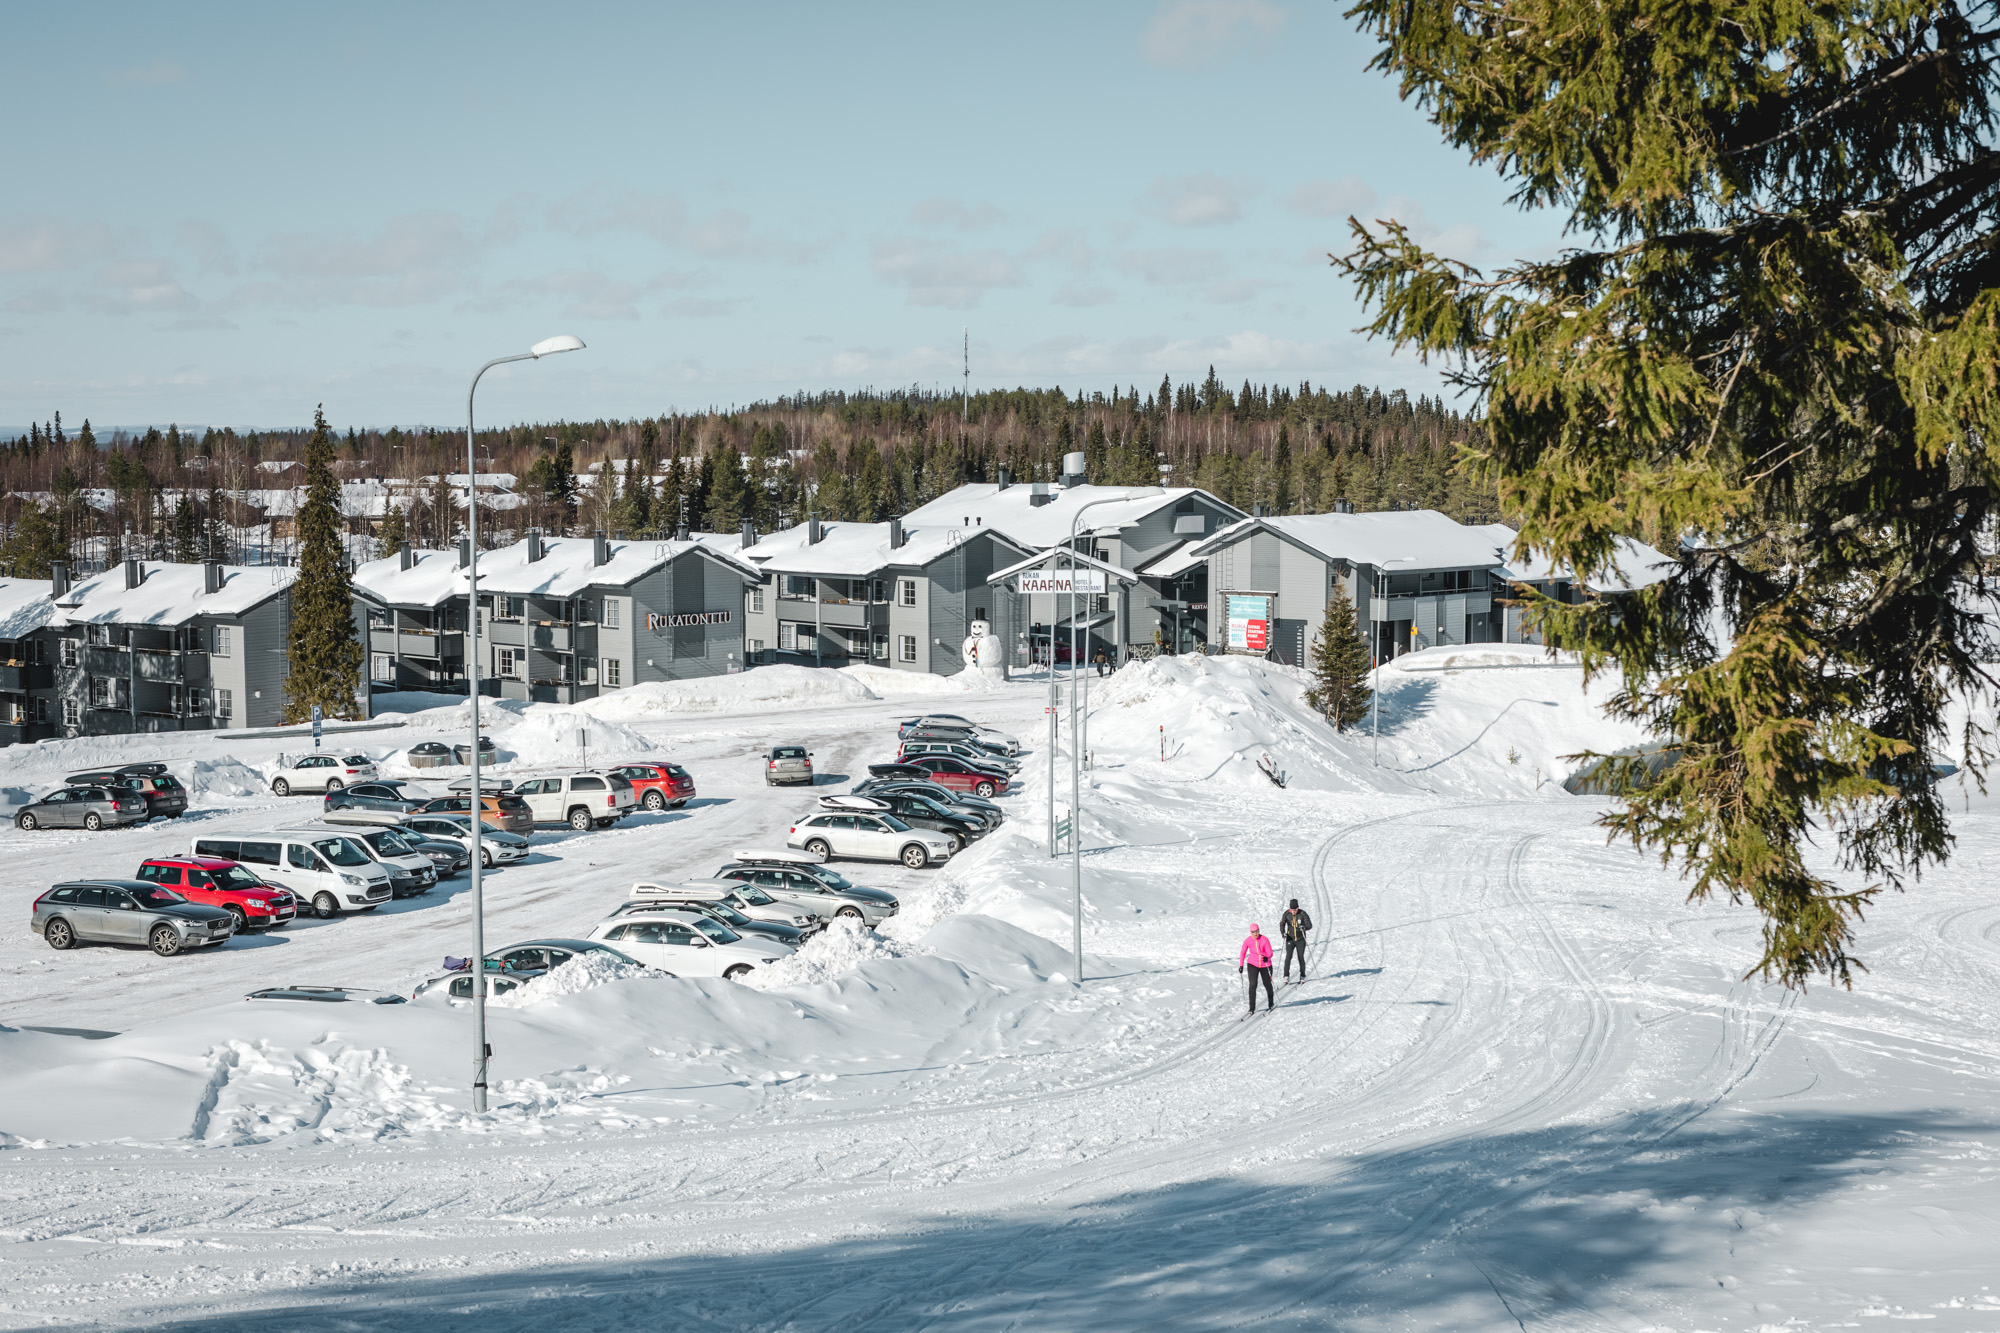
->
[50,560,70,598]
[808,517,824,544]
[398,541,413,572]
[740,518,757,549]
[592,531,609,567]
[1029,482,1053,508]
[202,560,224,595]
[996,467,1011,491]
[123,557,145,590]
[457,537,471,569]
[1252,504,1270,518]
[1333,497,1354,514]
[1062,451,1087,487]
[526,532,544,563]
[889,517,905,550]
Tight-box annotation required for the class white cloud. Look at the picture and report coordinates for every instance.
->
[0,218,124,274]
[1285,176,1378,219]
[250,212,479,307]
[909,197,1006,231]
[1053,282,1118,308]
[871,237,1025,309]
[1138,173,1254,227]
[559,189,827,263]
[1112,246,1229,286]
[1140,0,1286,69]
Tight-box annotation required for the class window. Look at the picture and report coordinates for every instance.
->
[215,689,233,719]
[899,634,918,663]
[602,598,621,629]
[873,633,888,660]
[498,649,521,678]
[61,638,79,667]
[872,580,886,603]
[90,676,114,706]
[749,587,765,613]
[604,658,622,687]
[581,658,598,685]
[783,575,815,599]
[747,639,764,653]
[63,699,80,726]
[213,626,232,656]
[371,653,392,680]
[572,777,605,791]
[900,579,917,607]
[287,845,319,871]
[188,687,206,715]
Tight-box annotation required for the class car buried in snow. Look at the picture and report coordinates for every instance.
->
[582,910,790,980]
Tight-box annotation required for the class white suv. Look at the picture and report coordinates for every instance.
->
[584,909,791,979]
[271,754,379,796]
[788,810,954,869]
[513,772,638,830]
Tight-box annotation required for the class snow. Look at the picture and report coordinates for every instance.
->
[572,663,881,718]
[903,480,1239,548]
[0,576,56,639]
[1,653,1998,1329]
[738,518,1023,576]
[1199,507,1513,570]
[837,662,1006,695]
[351,547,464,608]
[471,533,759,598]
[55,560,294,625]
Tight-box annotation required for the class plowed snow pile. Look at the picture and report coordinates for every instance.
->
[575,664,879,719]
[839,663,1006,696]
[491,950,662,1007]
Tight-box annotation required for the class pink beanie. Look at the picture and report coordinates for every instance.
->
[1249,923,1261,932]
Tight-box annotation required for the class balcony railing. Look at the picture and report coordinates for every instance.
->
[0,662,53,692]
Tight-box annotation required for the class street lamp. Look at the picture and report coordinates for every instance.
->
[1371,555,1417,768]
[465,333,585,1113]
[1062,488,1162,985]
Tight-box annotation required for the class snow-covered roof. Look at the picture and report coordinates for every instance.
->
[1481,524,1675,593]
[691,530,745,556]
[55,561,295,627]
[1196,510,1510,572]
[988,546,1141,586]
[1136,541,1206,580]
[470,535,761,598]
[739,520,1028,577]
[0,576,56,640]
[352,548,466,608]
[901,483,1242,550]
[419,473,517,491]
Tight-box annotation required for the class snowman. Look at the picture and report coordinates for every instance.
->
[962,618,1006,679]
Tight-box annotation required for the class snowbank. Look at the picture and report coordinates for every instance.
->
[839,663,1006,696]
[574,665,879,719]
[741,918,914,990]
[491,950,661,1008]
[494,709,658,765]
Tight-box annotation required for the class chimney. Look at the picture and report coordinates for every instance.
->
[739,518,757,549]
[526,531,544,563]
[889,517,904,550]
[676,521,690,541]
[398,541,413,572]
[457,537,471,569]
[592,531,609,567]
[1062,450,1087,487]
[1029,482,1052,508]
[123,557,145,590]
[808,517,824,544]
[1252,503,1270,518]
[202,560,224,595]
[1333,497,1354,514]
[996,468,1012,491]
[50,560,70,598]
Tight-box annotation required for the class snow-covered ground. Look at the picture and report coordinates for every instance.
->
[1,650,1997,1330]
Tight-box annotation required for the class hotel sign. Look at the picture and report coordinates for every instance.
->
[646,610,732,631]
[1017,571,1106,595]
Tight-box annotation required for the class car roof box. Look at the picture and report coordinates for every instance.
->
[322,809,409,827]
[867,762,925,778]
[116,762,170,776]
[731,847,826,865]
[628,880,727,902]
[446,776,515,793]
[818,794,889,812]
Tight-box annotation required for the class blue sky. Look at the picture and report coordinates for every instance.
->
[1,1,1556,432]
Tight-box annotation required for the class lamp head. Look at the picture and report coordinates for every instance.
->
[530,335,586,358]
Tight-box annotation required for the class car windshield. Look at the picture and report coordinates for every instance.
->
[131,886,186,906]
[733,885,776,906]
[706,903,750,925]
[773,746,806,759]
[810,867,854,890]
[666,765,688,778]
[213,865,263,891]
[374,830,417,853]
[688,916,739,944]
[312,837,372,868]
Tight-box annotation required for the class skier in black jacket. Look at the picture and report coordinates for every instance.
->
[1279,899,1312,984]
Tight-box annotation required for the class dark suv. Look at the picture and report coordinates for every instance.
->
[859,790,983,850]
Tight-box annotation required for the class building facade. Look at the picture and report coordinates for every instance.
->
[0,577,58,745]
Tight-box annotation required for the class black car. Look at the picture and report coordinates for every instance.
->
[324,780,430,814]
[862,791,983,850]
[856,778,1003,830]
[61,764,188,820]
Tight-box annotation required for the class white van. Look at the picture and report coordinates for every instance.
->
[189,831,394,919]
[282,821,437,898]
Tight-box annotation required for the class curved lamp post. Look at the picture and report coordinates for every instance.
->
[467,333,585,1113]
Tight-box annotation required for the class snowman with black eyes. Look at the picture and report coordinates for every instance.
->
[962,619,1004,679]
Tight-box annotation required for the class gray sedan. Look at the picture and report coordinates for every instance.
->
[16,786,149,832]
[32,879,237,956]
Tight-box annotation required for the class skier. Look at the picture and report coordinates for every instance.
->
[1239,922,1275,1017]
[1279,898,1312,984]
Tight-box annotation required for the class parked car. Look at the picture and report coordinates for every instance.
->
[609,761,696,810]
[708,851,900,925]
[324,780,430,814]
[135,857,297,931]
[617,884,813,945]
[632,875,823,930]
[512,772,638,830]
[789,806,954,869]
[896,738,1020,773]
[246,985,406,1005]
[852,790,983,850]
[483,937,650,973]
[412,965,549,1002]
[287,822,437,897]
[899,726,1018,764]
[400,812,531,867]
[765,745,814,787]
[899,714,1021,756]
[189,832,394,918]
[16,785,148,831]
[32,880,237,955]
[855,776,1003,830]
[584,910,791,980]
[62,764,189,819]
[899,754,1009,798]
[271,754,379,796]
[415,793,534,835]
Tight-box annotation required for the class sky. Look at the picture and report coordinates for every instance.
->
[0,1,1559,433]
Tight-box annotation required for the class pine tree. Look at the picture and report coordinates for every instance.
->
[374,499,408,559]
[171,496,200,563]
[0,502,64,578]
[704,442,747,532]
[282,406,365,723]
[1272,424,1294,514]
[1304,590,1372,730]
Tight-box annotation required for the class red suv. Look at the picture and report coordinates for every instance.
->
[609,761,696,811]
[135,857,297,931]
[902,755,1008,798]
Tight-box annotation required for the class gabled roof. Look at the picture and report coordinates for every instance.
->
[987,546,1141,587]
[470,535,761,598]
[737,521,1030,578]
[0,577,56,640]
[1480,524,1675,593]
[55,562,295,627]
[352,548,466,609]
[1195,510,1510,572]
[902,482,1244,550]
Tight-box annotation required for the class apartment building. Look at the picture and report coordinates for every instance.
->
[0,577,58,744]
[352,544,473,694]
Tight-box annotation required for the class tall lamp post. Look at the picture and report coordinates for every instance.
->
[466,334,585,1113]
[1370,555,1416,768]
[1063,489,1161,984]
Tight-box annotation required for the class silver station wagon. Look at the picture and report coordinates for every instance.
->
[31,879,237,956]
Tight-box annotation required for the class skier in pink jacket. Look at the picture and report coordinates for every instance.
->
[1239,923,1275,1016]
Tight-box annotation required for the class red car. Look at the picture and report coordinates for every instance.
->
[609,762,696,811]
[135,857,298,931]
[902,755,1008,798]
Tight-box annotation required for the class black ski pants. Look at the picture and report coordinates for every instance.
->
[1246,964,1275,1012]
[1283,938,1308,980]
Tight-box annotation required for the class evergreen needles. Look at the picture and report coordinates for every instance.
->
[282,406,364,724]
[1306,589,1374,730]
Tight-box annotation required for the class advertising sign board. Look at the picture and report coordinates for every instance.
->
[1017,571,1106,596]
[1226,594,1272,652]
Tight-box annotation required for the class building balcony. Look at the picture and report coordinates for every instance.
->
[135,649,209,684]
[372,628,465,660]
[0,662,53,692]
[484,619,527,648]
[0,721,55,745]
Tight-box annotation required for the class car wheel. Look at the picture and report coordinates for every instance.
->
[568,807,593,832]
[724,965,753,981]
[149,925,183,957]
[901,843,930,869]
[949,833,966,853]
[16,812,36,831]
[43,917,74,950]
[643,790,666,810]
[482,848,495,868]
[804,838,832,860]
[272,778,291,796]
[83,813,103,831]
[311,892,339,919]
[974,781,997,797]
[836,905,864,921]
[225,906,248,932]
[325,778,343,791]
